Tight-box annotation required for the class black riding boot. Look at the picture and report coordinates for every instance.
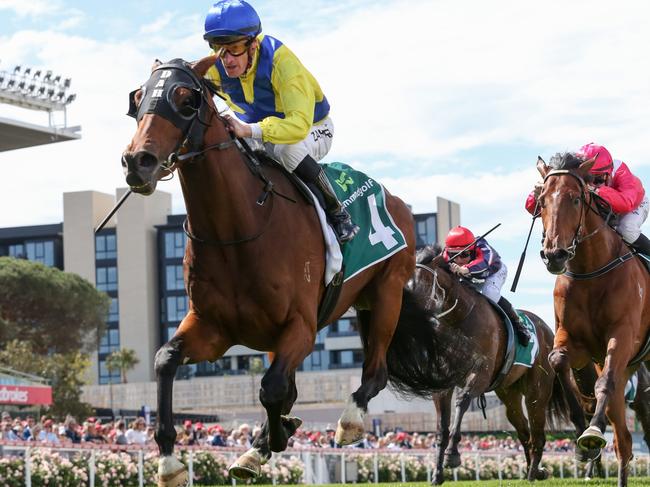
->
[497,296,530,347]
[630,233,650,256]
[294,155,360,243]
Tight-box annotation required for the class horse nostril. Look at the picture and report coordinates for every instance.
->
[552,249,570,261]
[137,152,158,169]
[126,172,144,187]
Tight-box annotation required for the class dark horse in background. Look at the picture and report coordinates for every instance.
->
[537,152,650,487]
[385,245,572,483]
[574,362,650,479]
[121,56,430,486]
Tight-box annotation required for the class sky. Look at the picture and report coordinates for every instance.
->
[1,0,650,328]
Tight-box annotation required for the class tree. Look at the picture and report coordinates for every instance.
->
[0,257,109,354]
[105,348,140,384]
[0,340,94,419]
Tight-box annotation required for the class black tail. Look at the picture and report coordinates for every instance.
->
[546,374,572,431]
[383,288,467,398]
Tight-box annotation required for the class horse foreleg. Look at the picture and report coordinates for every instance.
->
[155,312,230,487]
[443,390,472,469]
[336,288,403,445]
[260,318,314,453]
[497,389,532,477]
[525,386,552,481]
[608,381,633,487]
[230,372,302,480]
[154,336,191,487]
[432,390,453,485]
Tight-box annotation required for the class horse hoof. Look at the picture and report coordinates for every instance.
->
[281,415,303,435]
[577,426,607,451]
[158,456,188,487]
[443,452,461,469]
[229,448,264,480]
[576,447,601,463]
[535,467,549,480]
[433,471,445,485]
[335,420,364,445]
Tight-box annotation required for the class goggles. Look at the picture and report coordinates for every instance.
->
[208,37,253,58]
[450,249,472,259]
[592,174,609,186]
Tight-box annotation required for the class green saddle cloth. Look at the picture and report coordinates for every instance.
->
[513,311,539,367]
[322,162,407,281]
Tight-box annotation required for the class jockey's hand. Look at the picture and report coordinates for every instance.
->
[450,263,470,277]
[223,114,253,138]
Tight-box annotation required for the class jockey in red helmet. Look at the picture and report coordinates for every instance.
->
[526,143,650,255]
[202,0,358,243]
[443,226,530,346]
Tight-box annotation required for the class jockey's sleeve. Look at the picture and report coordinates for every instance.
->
[597,162,645,214]
[256,47,316,145]
[524,191,537,214]
[466,245,490,278]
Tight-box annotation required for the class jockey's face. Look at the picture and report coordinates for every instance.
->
[220,38,259,78]
[449,248,472,265]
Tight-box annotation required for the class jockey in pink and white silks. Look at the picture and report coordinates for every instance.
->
[443,226,531,346]
[527,143,650,255]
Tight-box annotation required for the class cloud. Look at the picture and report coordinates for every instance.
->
[0,0,60,17]
[140,12,174,35]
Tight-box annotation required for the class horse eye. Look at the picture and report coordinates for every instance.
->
[573,197,581,206]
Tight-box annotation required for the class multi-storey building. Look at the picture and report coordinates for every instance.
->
[0,189,460,396]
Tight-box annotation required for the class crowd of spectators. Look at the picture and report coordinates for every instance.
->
[0,410,593,452]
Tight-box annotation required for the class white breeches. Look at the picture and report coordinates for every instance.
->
[477,263,507,302]
[248,116,334,171]
[617,195,649,243]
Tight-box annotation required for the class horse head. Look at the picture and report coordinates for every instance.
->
[536,152,598,274]
[122,56,218,195]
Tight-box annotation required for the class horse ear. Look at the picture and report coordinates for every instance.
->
[536,156,549,178]
[191,55,218,77]
[578,155,597,175]
[151,59,162,72]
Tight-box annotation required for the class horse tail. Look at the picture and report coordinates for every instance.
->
[546,374,572,430]
[382,288,456,398]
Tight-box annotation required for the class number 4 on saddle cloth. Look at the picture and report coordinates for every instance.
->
[302,162,407,326]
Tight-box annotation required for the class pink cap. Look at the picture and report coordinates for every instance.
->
[578,142,613,174]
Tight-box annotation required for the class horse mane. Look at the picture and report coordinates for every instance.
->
[548,151,585,170]
[416,244,442,265]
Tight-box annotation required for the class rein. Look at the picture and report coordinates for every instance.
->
[542,169,626,279]
[415,263,469,320]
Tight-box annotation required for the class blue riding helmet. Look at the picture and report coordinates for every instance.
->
[204,0,262,42]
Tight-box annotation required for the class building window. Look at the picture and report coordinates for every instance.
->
[166,265,185,291]
[99,328,120,354]
[107,298,119,322]
[95,234,117,260]
[329,349,364,369]
[8,244,25,259]
[166,325,178,342]
[330,318,357,336]
[98,360,121,384]
[416,215,437,248]
[166,295,188,322]
[164,231,186,258]
[96,266,118,291]
[311,350,322,368]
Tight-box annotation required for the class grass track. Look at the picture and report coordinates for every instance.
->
[221,479,650,487]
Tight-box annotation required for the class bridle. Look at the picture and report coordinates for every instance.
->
[540,169,634,279]
[126,59,290,246]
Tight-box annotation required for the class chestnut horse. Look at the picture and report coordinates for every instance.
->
[537,152,650,487]
[386,245,571,483]
[121,57,422,486]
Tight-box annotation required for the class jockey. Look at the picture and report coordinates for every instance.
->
[443,226,531,346]
[202,0,359,243]
[526,143,650,255]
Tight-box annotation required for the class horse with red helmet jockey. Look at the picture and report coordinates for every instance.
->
[531,145,650,487]
[442,226,530,345]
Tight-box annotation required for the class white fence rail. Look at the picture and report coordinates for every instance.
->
[0,442,649,485]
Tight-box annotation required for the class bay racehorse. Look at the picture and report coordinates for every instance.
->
[537,152,650,487]
[385,245,572,483]
[121,56,424,487]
